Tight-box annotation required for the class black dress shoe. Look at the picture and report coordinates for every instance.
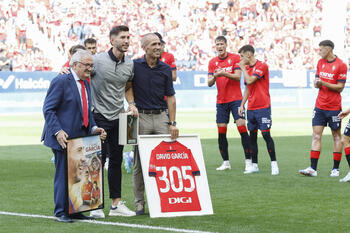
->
[55,215,73,223]
[70,213,94,220]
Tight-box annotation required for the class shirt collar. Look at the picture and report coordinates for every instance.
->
[327,56,337,63]
[71,69,81,81]
[108,48,125,63]
[141,55,160,67]
[249,60,259,68]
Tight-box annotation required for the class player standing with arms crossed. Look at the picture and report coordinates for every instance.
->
[238,44,279,175]
[299,40,347,177]
[208,36,252,172]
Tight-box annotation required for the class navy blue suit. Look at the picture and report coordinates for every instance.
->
[41,72,96,217]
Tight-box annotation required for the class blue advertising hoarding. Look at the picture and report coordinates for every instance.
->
[0,72,55,93]
[0,70,321,93]
[1,70,350,113]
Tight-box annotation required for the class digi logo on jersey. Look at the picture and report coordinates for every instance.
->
[169,197,192,204]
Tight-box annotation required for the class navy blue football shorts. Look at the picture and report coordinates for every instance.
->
[312,107,341,130]
[247,107,272,131]
[216,100,245,124]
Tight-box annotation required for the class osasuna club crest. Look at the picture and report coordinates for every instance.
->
[332,65,336,71]
[228,59,231,64]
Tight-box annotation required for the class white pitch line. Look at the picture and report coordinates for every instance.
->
[0,211,216,233]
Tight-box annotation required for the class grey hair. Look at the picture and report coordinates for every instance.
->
[141,33,158,48]
[69,49,92,67]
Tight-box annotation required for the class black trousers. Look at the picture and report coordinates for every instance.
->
[93,113,124,199]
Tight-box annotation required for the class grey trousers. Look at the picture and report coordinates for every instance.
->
[133,111,169,207]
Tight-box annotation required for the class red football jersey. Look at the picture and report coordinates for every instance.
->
[149,141,201,213]
[62,60,70,68]
[82,182,93,201]
[315,57,347,111]
[208,53,242,103]
[161,52,176,70]
[245,60,270,110]
[90,170,100,184]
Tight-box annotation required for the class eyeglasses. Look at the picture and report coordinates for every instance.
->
[78,62,93,68]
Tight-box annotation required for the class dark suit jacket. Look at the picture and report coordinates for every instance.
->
[41,71,96,150]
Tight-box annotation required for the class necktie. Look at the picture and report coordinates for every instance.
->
[78,80,89,128]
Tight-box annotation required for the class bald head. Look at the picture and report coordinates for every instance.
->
[141,33,160,49]
[141,33,161,60]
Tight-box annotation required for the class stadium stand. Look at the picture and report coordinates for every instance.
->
[1,0,348,72]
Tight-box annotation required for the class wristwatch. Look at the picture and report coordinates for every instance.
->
[129,101,136,106]
[168,121,177,126]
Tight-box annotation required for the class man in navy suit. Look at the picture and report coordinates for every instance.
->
[42,49,106,223]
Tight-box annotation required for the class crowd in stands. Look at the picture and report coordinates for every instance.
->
[0,0,348,72]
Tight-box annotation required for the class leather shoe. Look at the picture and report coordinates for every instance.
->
[70,213,94,220]
[55,215,73,223]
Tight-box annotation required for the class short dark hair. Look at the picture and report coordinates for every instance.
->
[109,25,129,37]
[319,40,334,50]
[238,45,255,54]
[69,44,86,56]
[215,36,227,44]
[154,32,165,44]
[84,38,97,46]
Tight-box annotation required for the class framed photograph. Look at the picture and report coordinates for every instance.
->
[119,112,139,145]
[65,134,104,215]
[138,134,213,218]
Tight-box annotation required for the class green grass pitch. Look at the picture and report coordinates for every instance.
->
[1,109,350,233]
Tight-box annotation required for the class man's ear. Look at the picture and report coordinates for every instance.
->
[110,35,114,46]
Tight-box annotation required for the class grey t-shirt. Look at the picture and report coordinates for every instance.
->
[91,51,134,121]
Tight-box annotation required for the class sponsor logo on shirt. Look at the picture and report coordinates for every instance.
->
[319,71,335,80]
[255,69,263,75]
[169,197,192,204]
[223,66,233,73]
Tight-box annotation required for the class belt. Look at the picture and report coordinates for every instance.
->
[139,109,165,114]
